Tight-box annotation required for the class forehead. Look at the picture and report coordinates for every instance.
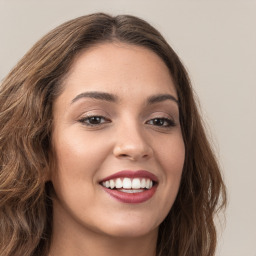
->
[60,42,177,100]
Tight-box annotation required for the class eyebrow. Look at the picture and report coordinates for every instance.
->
[71,91,117,104]
[71,91,179,105]
[147,94,179,105]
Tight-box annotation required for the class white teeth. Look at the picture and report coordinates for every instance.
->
[102,177,154,190]
[115,178,122,188]
[123,178,132,189]
[141,178,146,188]
[120,189,144,193]
[110,179,115,189]
[145,179,150,189]
[145,180,153,189]
[132,178,141,189]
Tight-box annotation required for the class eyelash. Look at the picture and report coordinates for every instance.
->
[78,115,175,128]
[78,115,110,126]
[146,117,176,128]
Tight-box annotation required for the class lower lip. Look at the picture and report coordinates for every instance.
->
[102,186,157,204]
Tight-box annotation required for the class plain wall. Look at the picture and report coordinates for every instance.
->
[0,1,256,255]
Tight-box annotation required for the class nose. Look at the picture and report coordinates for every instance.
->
[113,123,153,161]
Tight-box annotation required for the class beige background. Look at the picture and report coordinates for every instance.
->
[0,1,255,255]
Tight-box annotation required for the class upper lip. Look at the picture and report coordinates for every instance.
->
[100,170,158,183]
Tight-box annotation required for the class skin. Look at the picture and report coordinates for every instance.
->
[49,42,185,256]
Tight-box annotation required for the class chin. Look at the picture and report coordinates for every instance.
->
[95,214,160,238]
[103,225,158,238]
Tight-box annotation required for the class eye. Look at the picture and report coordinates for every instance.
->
[78,115,110,126]
[146,117,175,127]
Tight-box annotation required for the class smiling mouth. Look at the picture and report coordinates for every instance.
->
[99,170,158,203]
[101,177,155,193]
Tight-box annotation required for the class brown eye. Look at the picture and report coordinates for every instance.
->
[146,118,175,127]
[88,116,103,125]
[79,116,110,126]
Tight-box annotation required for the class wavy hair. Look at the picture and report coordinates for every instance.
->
[0,13,226,256]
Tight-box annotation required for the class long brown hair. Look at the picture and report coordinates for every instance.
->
[0,13,226,256]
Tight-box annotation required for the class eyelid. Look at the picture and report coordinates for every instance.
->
[78,114,111,127]
[76,108,112,126]
[145,111,177,128]
[146,117,176,127]
[77,109,110,119]
[146,111,175,120]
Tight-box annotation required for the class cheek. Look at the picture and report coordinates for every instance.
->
[156,134,185,204]
[50,130,108,211]
[53,129,111,176]
[157,133,185,175]
[50,129,112,203]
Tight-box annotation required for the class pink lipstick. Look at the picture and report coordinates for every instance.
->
[100,170,158,204]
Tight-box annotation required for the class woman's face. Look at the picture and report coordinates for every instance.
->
[51,43,185,239]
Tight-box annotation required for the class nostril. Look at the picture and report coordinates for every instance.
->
[119,154,129,157]
[117,153,149,161]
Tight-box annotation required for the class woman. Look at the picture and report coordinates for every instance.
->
[0,13,226,256]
